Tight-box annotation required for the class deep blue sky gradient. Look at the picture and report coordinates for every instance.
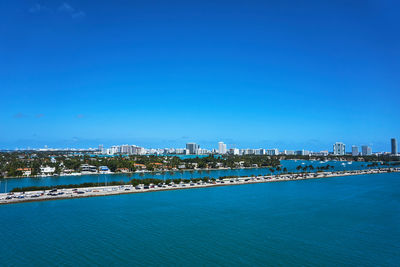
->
[1,0,399,151]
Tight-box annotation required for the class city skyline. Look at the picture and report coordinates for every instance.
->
[1,136,398,152]
[7,138,398,156]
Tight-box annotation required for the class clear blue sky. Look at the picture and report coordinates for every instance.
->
[1,0,399,151]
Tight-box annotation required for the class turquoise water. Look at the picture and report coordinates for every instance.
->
[0,172,399,266]
[0,160,376,192]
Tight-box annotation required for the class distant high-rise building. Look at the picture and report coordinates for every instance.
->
[121,144,131,154]
[218,142,227,154]
[333,142,345,155]
[229,148,240,155]
[267,149,279,156]
[319,151,329,156]
[361,145,372,156]
[110,145,120,155]
[186,143,199,154]
[391,138,398,155]
[255,148,266,155]
[98,144,104,153]
[351,146,359,156]
[283,150,295,155]
[295,149,309,156]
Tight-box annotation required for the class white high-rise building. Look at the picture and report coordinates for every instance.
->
[267,149,279,156]
[351,146,359,156]
[283,150,295,155]
[175,148,185,154]
[319,151,329,156]
[255,148,266,155]
[361,145,372,156]
[218,142,227,154]
[120,145,131,154]
[243,149,255,155]
[333,142,346,155]
[295,150,309,156]
[229,148,240,155]
[110,146,120,155]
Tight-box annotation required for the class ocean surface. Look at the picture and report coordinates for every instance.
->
[0,172,399,266]
[0,160,381,192]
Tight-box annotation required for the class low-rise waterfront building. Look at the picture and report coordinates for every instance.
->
[99,166,110,173]
[40,166,55,174]
[17,168,32,176]
[116,168,129,173]
[81,164,97,173]
[134,163,146,170]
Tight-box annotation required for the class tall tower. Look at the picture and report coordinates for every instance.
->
[391,138,398,155]
[361,145,372,156]
[186,143,199,154]
[218,142,227,154]
[351,146,359,156]
[333,142,345,156]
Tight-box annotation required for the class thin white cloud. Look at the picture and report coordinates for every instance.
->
[29,3,49,13]
[72,11,86,19]
[58,2,74,13]
[29,2,85,19]
[58,2,85,19]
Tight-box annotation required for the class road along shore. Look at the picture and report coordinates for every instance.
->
[1,168,399,205]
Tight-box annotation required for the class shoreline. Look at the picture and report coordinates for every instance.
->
[1,166,278,180]
[1,168,399,205]
[2,159,398,180]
